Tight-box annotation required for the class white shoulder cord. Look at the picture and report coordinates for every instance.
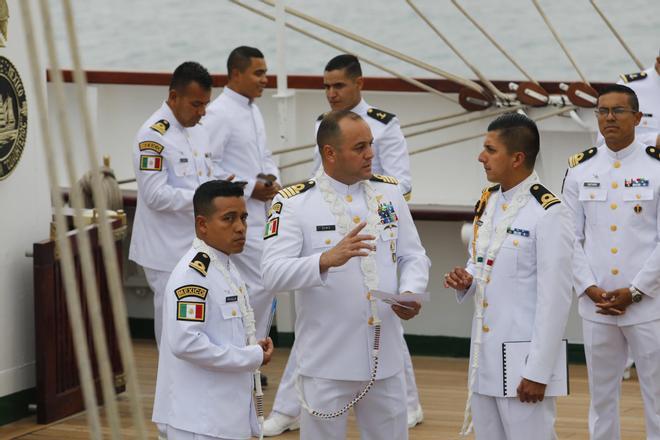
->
[295,172,382,419]
[460,172,539,435]
[192,238,265,439]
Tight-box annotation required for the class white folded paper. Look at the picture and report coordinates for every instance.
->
[371,290,430,308]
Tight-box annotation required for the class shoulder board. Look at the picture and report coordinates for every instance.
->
[370,174,399,185]
[317,112,328,122]
[278,180,315,199]
[568,147,597,168]
[150,119,170,135]
[188,252,210,277]
[474,184,499,217]
[530,184,561,210]
[619,71,647,83]
[366,107,395,124]
[646,146,660,162]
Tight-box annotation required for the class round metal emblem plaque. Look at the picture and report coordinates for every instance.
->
[0,56,27,180]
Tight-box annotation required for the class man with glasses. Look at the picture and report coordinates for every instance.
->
[562,84,660,439]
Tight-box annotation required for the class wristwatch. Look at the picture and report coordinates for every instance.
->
[630,286,643,303]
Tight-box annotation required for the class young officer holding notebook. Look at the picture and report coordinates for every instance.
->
[445,113,573,440]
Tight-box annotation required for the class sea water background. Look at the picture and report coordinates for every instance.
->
[51,0,659,82]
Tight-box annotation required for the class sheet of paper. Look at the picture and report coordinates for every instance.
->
[370,290,430,307]
[502,339,569,397]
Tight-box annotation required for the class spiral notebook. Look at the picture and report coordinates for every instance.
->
[502,339,569,397]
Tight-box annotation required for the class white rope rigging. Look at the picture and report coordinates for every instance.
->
[257,0,487,95]
[19,2,103,438]
[61,0,149,436]
[588,0,644,70]
[38,0,123,438]
[531,0,590,85]
[405,0,510,102]
[450,0,539,85]
[229,0,458,104]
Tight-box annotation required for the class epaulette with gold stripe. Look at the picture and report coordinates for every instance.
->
[189,252,210,277]
[370,174,398,185]
[568,147,597,168]
[366,107,395,124]
[474,184,499,218]
[278,180,315,199]
[646,146,660,162]
[150,119,170,135]
[530,184,561,210]
[619,71,647,83]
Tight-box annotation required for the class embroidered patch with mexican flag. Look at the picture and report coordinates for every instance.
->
[140,154,163,171]
[264,216,279,239]
[177,301,205,322]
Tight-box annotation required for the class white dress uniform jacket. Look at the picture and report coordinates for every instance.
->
[262,175,430,381]
[129,102,214,272]
[203,87,280,241]
[458,177,573,396]
[563,141,660,324]
[152,245,264,439]
[596,67,660,147]
[312,99,412,198]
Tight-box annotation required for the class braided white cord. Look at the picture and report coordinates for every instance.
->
[192,239,264,438]
[295,173,382,418]
[460,173,538,435]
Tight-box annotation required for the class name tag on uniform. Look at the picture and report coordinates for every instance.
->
[316,225,336,231]
[179,157,189,163]
[583,182,600,188]
[225,295,238,303]
[506,227,530,237]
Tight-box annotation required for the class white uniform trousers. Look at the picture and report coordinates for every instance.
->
[471,392,557,440]
[159,423,239,440]
[583,319,660,440]
[231,237,273,340]
[299,371,408,440]
[272,335,420,417]
[143,267,171,348]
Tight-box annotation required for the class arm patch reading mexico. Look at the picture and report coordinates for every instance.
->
[177,301,206,322]
[175,285,208,300]
[139,141,165,154]
[267,201,283,218]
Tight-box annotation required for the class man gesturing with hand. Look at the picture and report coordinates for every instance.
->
[261,110,429,440]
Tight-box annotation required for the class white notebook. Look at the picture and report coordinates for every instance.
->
[502,339,569,397]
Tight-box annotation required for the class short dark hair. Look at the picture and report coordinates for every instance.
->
[193,180,245,218]
[317,110,363,153]
[169,61,212,92]
[487,113,540,169]
[324,54,362,79]
[598,84,639,111]
[227,46,264,78]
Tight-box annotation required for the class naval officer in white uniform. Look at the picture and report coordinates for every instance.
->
[152,180,274,440]
[562,84,660,440]
[203,46,281,343]
[262,110,430,440]
[596,51,660,149]
[445,113,573,439]
[129,62,216,346]
[263,54,422,436]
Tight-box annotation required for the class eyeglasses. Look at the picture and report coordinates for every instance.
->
[594,107,637,118]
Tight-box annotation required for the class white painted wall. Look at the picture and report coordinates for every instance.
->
[0,0,50,398]
[49,77,596,345]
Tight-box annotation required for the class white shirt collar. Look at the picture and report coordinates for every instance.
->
[160,101,185,132]
[501,171,535,201]
[223,86,253,107]
[604,140,641,161]
[351,99,369,115]
[325,172,363,196]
